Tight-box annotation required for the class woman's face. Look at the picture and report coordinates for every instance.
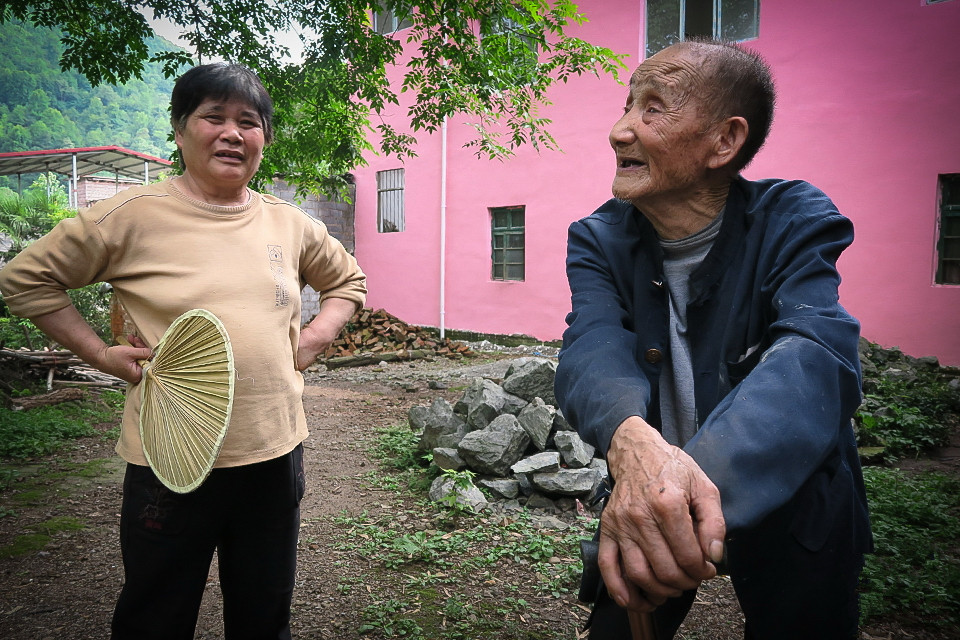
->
[175,97,265,194]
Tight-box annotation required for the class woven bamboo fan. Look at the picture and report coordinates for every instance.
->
[137,309,235,493]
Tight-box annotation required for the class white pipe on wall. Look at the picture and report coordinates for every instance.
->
[439,116,448,340]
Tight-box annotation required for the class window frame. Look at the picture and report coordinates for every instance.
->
[372,4,413,34]
[936,173,960,285]
[376,168,405,233]
[645,0,759,57]
[490,205,526,282]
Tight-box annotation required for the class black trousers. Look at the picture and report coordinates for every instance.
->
[587,493,864,640]
[111,445,305,640]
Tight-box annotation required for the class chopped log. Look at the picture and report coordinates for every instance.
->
[11,387,86,411]
[324,349,432,370]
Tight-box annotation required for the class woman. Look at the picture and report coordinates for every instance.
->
[0,63,366,639]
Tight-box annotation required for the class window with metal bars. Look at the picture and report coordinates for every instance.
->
[491,206,525,281]
[376,168,405,233]
[645,0,759,57]
[936,174,960,285]
[372,4,413,34]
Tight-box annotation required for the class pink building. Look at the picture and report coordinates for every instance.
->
[352,0,960,365]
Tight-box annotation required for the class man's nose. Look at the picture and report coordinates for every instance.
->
[609,117,636,146]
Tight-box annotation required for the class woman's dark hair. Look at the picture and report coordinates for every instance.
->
[170,63,274,144]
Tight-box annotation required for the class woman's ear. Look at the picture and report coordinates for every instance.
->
[708,116,748,171]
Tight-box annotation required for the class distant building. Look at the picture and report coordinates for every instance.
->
[76,176,142,209]
[351,0,960,365]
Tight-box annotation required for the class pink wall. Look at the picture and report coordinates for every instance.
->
[353,0,960,365]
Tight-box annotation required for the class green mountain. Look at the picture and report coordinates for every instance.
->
[0,20,184,165]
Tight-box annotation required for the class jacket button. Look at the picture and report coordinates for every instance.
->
[644,348,663,364]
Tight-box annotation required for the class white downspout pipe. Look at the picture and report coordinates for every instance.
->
[439,115,448,340]
[71,153,78,209]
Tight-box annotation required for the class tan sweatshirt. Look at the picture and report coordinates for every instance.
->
[0,179,366,467]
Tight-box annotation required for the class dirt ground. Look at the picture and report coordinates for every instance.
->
[0,352,956,640]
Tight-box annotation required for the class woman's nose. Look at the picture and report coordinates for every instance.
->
[220,121,242,142]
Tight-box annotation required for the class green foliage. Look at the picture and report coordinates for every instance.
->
[0,392,122,459]
[860,467,960,626]
[855,371,956,464]
[359,598,426,637]
[437,467,478,515]
[0,174,113,349]
[1,1,625,199]
[370,423,426,471]
[0,20,180,164]
[331,507,585,598]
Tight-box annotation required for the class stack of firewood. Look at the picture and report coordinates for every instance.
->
[0,348,126,390]
[320,308,473,368]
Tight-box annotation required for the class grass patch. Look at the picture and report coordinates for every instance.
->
[0,515,86,559]
[860,467,960,627]
[0,390,124,460]
[318,420,594,639]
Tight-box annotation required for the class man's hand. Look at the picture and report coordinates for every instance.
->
[599,416,726,612]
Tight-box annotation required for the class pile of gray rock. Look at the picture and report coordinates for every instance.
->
[408,357,607,516]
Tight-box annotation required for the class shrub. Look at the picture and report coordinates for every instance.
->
[859,467,960,626]
[855,371,956,463]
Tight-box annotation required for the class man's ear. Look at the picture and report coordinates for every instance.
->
[708,116,748,171]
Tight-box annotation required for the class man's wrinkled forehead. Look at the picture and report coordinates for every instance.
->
[629,46,706,97]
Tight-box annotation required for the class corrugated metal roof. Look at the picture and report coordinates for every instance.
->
[0,146,172,183]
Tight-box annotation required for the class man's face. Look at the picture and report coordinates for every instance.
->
[609,45,718,208]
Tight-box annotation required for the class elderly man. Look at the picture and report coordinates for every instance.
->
[555,40,872,639]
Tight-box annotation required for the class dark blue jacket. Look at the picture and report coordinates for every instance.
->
[555,177,871,548]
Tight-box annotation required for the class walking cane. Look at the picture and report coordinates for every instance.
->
[628,609,658,640]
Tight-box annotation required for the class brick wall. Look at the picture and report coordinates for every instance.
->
[76,178,141,208]
[264,179,357,324]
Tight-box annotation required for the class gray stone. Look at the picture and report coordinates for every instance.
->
[432,447,465,471]
[553,410,574,432]
[554,431,596,468]
[502,358,558,407]
[477,477,520,499]
[501,392,530,416]
[515,472,534,496]
[415,398,471,452]
[511,451,561,475]
[457,414,531,476]
[589,457,609,478]
[530,468,602,497]
[529,514,571,530]
[454,378,526,429]
[517,398,556,451]
[429,475,488,513]
[524,492,558,511]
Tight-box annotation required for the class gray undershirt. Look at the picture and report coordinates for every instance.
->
[658,211,724,447]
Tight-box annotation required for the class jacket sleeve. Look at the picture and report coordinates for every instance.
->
[554,217,654,456]
[685,208,863,533]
